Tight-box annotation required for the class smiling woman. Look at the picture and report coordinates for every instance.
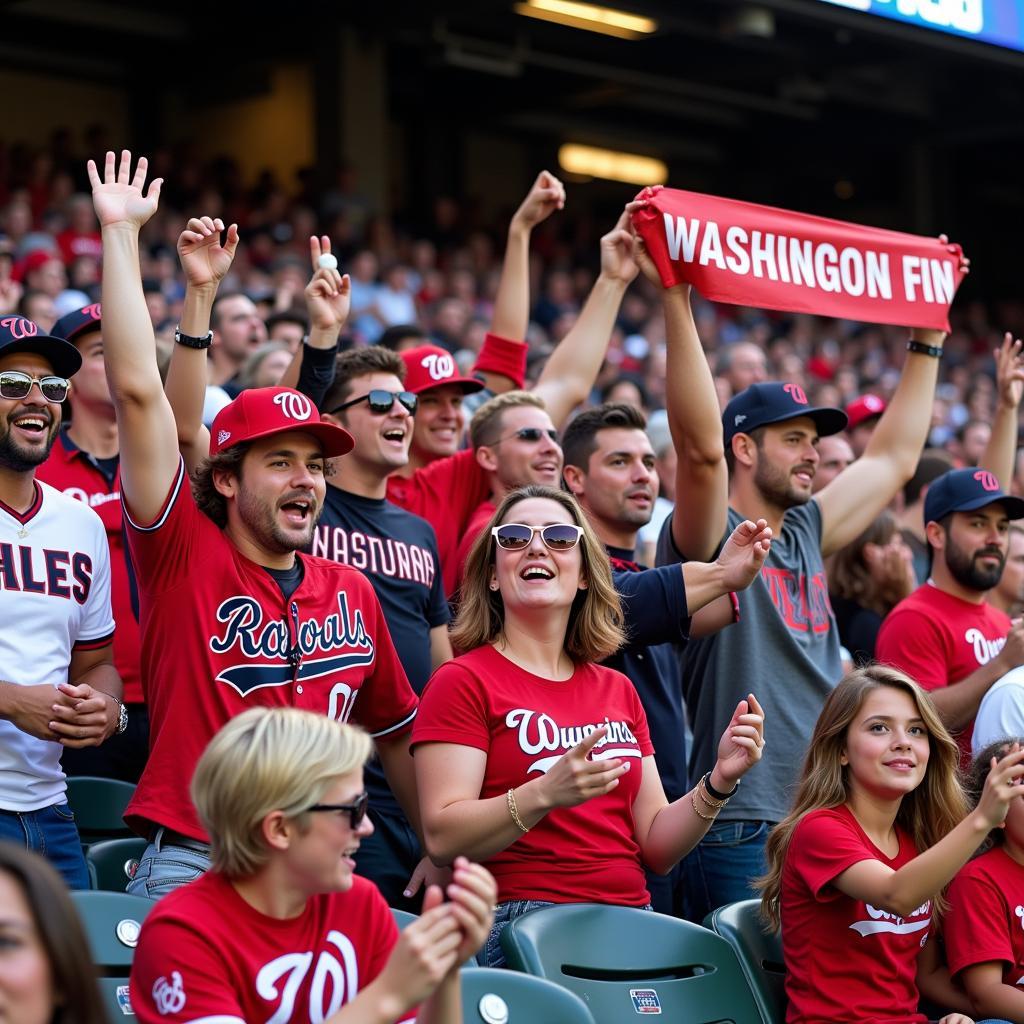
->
[412,484,765,966]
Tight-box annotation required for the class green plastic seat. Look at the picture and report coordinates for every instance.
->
[65,776,136,843]
[392,907,419,931]
[461,966,596,1023]
[86,838,147,892]
[501,903,763,1024]
[97,976,136,1019]
[705,901,787,1024]
[71,890,154,973]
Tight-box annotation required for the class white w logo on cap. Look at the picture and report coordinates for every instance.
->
[272,392,312,421]
[421,352,455,380]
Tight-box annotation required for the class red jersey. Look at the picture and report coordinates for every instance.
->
[124,460,417,841]
[946,846,1024,988]
[130,871,414,1024]
[781,805,929,1024]
[386,448,489,597]
[876,583,1010,761]
[37,432,143,703]
[412,645,654,906]
[453,499,495,593]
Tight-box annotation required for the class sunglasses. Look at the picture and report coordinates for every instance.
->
[0,371,72,403]
[328,390,418,416]
[307,791,369,830]
[488,427,559,446]
[492,523,584,551]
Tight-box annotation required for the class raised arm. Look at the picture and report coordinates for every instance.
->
[89,151,180,525]
[165,216,239,473]
[978,332,1024,488]
[532,209,637,428]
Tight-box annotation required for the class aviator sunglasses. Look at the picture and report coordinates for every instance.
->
[0,371,72,403]
[488,426,559,446]
[306,791,369,829]
[492,523,584,551]
[328,390,418,416]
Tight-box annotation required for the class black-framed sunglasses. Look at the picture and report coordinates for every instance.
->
[488,427,559,446]
[307,791,369,829]
[492,523,584,551]
[328,390,418,416]
[0,371,72,403]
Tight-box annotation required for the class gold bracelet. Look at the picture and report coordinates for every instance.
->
[507,788,530,833]
[696,778,728,810]
[691,789,719,822]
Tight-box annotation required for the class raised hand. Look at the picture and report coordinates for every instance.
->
[87,150,161,230]
[714,694,765,788]
[511,170,566,232]
[716,519,772,591]
[305,235,351,332]
[599,208,640,286]
[994,331,1024,410]
[177,216,239,289]
[537,725,631,809]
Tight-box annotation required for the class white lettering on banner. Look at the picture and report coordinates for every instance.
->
[272,392,313,421]
[505,708,642,775]
[895,0,983,34]
[255,932,358,1024]
[965,627,1005,666]
[849,900,931,937]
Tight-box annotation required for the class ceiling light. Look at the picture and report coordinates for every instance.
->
[558,143,666,185]
[514,0,657,40]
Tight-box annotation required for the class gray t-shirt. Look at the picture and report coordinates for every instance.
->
[656,500,842,823]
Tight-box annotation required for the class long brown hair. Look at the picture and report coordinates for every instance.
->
[451,485,625,662]
[829,511,907,617]
[0,842,109,1024]
[759,665,966,928]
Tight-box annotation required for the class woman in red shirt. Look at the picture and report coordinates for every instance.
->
[760,666,1024,1024]
[412,484,765,966]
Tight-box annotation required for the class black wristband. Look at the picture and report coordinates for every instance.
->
[906,340,943,358]
[174,326,213,350]
[704,772,740,801]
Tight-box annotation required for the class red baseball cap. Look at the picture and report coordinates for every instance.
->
[845,394,886,430]
[210,387,354,458]
[400,344,484,395]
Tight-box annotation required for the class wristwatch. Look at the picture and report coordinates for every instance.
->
[117,702,128,735]
[174,326,213,350]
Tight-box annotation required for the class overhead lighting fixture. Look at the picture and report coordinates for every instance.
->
[514,0,657,40]
[559,143,666,185]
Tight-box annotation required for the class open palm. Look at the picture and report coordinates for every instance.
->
[87,150,161,229]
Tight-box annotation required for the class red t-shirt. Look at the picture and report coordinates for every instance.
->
[453,499,495,593]
[124,460,417,841]
[386,448,489,597]
[781,804,929,1024]
[37,435,143,703]
[130,872,413,1024]
[946,846,1024,987]
[412,644,654,906]
[876,583,1011,762]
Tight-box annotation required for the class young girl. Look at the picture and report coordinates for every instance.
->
[760,665,1024,1024]
[946,737,1024,1023]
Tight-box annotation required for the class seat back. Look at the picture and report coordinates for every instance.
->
[86,838,147,892]
[460,967,596,1024]
[706,901,787,1024]
[501,903,763,1024]
[66,776,136,842]
[392,907,419,931]
[97,976,136,1019]
[71,890,153,972]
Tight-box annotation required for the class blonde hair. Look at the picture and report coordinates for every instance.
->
[191,707,372,878]
[451,485,625,662]
[469,390,548,449]
[759,665,966,928]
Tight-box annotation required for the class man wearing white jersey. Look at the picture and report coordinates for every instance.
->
[0,315,122,888]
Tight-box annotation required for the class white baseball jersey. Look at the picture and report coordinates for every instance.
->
[0,479,114,811]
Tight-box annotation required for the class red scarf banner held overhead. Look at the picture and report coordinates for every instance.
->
[630,186,965,331]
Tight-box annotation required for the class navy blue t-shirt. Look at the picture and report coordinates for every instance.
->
[309,485,449,813]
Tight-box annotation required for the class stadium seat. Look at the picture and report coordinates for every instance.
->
[66,776,136,843]
[501,903,763,1024]
[705,901,786,1024]
[71,890,153,974]
[392,907,418,930]
[86,837,147,892]
[97,976,136,1020]
[460,966,596,1023]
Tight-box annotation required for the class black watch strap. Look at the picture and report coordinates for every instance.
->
[174,326,213,350]
[906,339,943,358]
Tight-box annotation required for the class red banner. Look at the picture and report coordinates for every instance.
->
[630,186,965,331]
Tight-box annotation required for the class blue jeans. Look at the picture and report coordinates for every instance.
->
[682,819,770,924]
[126,829,211,899]
[0,803,90,889]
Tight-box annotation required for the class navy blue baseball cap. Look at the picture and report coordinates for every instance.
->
[52,303,102,346]
[723,381,848,443]
[0,315,81,378]
[924,467,1024,524]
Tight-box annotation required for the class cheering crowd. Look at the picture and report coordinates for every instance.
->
[5,140,1024,1024]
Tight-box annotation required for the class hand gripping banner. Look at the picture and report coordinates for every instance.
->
[630,186,966,331]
